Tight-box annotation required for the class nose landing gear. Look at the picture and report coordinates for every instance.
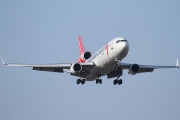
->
[96,74,102,84]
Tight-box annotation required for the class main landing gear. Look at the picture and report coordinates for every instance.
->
[96,79,102,84]
[76,79,85,85]
[113,76,122,85]
[96,75,102,84]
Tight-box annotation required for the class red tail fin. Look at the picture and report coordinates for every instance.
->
[77,36,92,63]
[78,36,85,63]
[78,36,85,55]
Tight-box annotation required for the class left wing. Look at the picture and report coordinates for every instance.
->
[1,57,94,73]
[107,59,179,78]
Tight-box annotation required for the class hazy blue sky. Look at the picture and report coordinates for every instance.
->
[0,0,180,120]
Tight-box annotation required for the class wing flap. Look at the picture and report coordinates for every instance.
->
[33,67,63,73]
[107,70,122,79]
[80,62,94,72]
[138,68,154,73]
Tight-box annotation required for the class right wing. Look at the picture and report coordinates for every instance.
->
[1,57,94,73]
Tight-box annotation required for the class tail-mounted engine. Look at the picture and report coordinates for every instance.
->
[70,63,82,74]
[78,51,92,63]
[128,64,140,75]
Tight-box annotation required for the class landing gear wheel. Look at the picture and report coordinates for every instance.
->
[77,79,85,85]
[114,79,123,85]
[114,79,118,85]
[96,79,102,84]
[96,79,99,84]
[77,79,81,84]
[118,79,122,85]
[81,79,85,84]
[99,79,102,84]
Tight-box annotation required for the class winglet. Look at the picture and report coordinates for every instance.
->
[1,57,6,65]
[176,59,179,68]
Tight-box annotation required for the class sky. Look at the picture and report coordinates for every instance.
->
[0,0,180,120]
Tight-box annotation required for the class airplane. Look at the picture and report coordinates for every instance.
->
[1,36,179,85]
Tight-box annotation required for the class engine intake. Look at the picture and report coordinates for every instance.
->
[70,63,82,74]
[129,64,140,75]
[78,51,92,63]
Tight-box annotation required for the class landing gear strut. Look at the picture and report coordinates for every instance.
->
[113,76,122,85]
[76,79,85,85]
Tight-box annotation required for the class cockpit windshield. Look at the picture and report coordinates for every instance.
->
[116,40,127,43]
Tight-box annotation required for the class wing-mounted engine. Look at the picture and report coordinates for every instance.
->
[70,63,82,74]
[78,51,92,63]
[128,64,140,75]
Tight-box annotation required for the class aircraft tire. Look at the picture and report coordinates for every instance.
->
[118,79,122,85]
[81,79,85,84]
[96,79,99,84]
[77,79,81,84]
[114,79,118,85]
[99,79,102,84]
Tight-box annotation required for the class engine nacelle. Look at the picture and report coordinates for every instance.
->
[70,63,82,74]
[78,51,92,63]
[128,64,140,75]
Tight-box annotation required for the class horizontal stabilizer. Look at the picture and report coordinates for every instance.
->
[1,57,6,65]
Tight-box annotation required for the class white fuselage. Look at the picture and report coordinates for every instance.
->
[85,37,129,80]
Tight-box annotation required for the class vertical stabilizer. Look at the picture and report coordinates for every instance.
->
[78,36,88,63]
[78,36,85,55]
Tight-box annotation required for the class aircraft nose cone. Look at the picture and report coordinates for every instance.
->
[115,40,129,59]
[119,40,129,51]
[124,41,129,51]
